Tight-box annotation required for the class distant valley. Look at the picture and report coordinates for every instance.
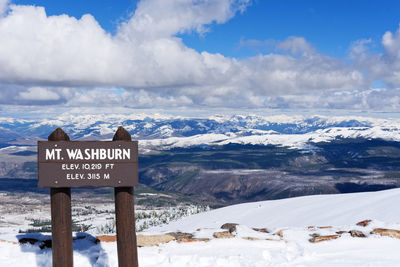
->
[1,114,400,207]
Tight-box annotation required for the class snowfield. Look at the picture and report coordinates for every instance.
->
[149,187,400,232]
[1,189,400,266]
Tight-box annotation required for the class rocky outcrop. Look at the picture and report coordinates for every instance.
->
[137,234,175,247]
[308,226,332,230]
[356,219,372,227]
[213,231,234,239]
[309,234,340,243]
[221,223,238,233]
[137,235,175,247]
[349,230,366,238]
[96,235,116,242]
[166,232,194,241]
[252,227,269,233]
[98,233,210,245]
[97,234,176,246]
[370,228,400,239]
[274,229,285,238]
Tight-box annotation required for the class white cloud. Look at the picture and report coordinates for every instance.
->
[378,28,400,87]
[238,36,316,56]
[349,38,372,60]
[262,88,400,111]
[0,84,73,105]
[2,83,399,112]
[119,0,250,39]
[0,2,248,89]
[0,0,393,111]
[382,29,400,59]
[18,86,61,101]
[351,26,400,88]
[276,36,315,56]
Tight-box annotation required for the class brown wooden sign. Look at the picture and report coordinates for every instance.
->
[38,141,138,188]
[41,127,138,267]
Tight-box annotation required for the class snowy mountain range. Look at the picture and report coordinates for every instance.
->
[1,114,400,151]
[2,113,400,204]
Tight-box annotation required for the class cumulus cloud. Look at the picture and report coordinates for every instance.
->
[349,38,372,59]
[119,0,250,39]
[275,36,315,56]
[0,0,394,111]
[0,84,73,105]
[0,1,249,88]
[18,86,61,101]
[261,88,400,111]
[238,36,315,56]
[351,26,400,88]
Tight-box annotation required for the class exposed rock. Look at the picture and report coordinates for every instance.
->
[371,228,400,239]
[96,235,116,242]
[336,231,348,235]
[97,234,181,245]
[309,233,320,238]
[309,235,340,243]
[274,229,285,238]
[252,228,269,233]
[166,232,194,241]
[178,238,210,243]
[213,231,234,239]
[356,219,372,227]
[349,230,366,238]
[137,234,175,247]
[308,226,332,230]
[221,223,238,233]
[318,226,332,229]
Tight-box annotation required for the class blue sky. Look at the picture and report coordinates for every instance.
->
[1,0,400,116]
[12,0,400,58]
[182,0,400,59]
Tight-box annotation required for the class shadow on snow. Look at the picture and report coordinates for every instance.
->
[17,232,110,266]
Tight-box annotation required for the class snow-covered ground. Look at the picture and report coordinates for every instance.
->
[1,189,400,266]
[149,187,400,231]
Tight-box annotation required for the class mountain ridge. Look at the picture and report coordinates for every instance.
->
[1,114,399,152]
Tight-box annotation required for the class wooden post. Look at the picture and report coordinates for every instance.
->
[113,127,139,267]
[49,128,73,267]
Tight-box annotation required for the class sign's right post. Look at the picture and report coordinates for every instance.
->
[113,126,139,267]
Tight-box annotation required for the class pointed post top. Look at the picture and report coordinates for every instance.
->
[48,127,70,141]
[113,126,131,141]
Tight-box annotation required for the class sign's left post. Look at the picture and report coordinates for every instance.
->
[45,128,73,267]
